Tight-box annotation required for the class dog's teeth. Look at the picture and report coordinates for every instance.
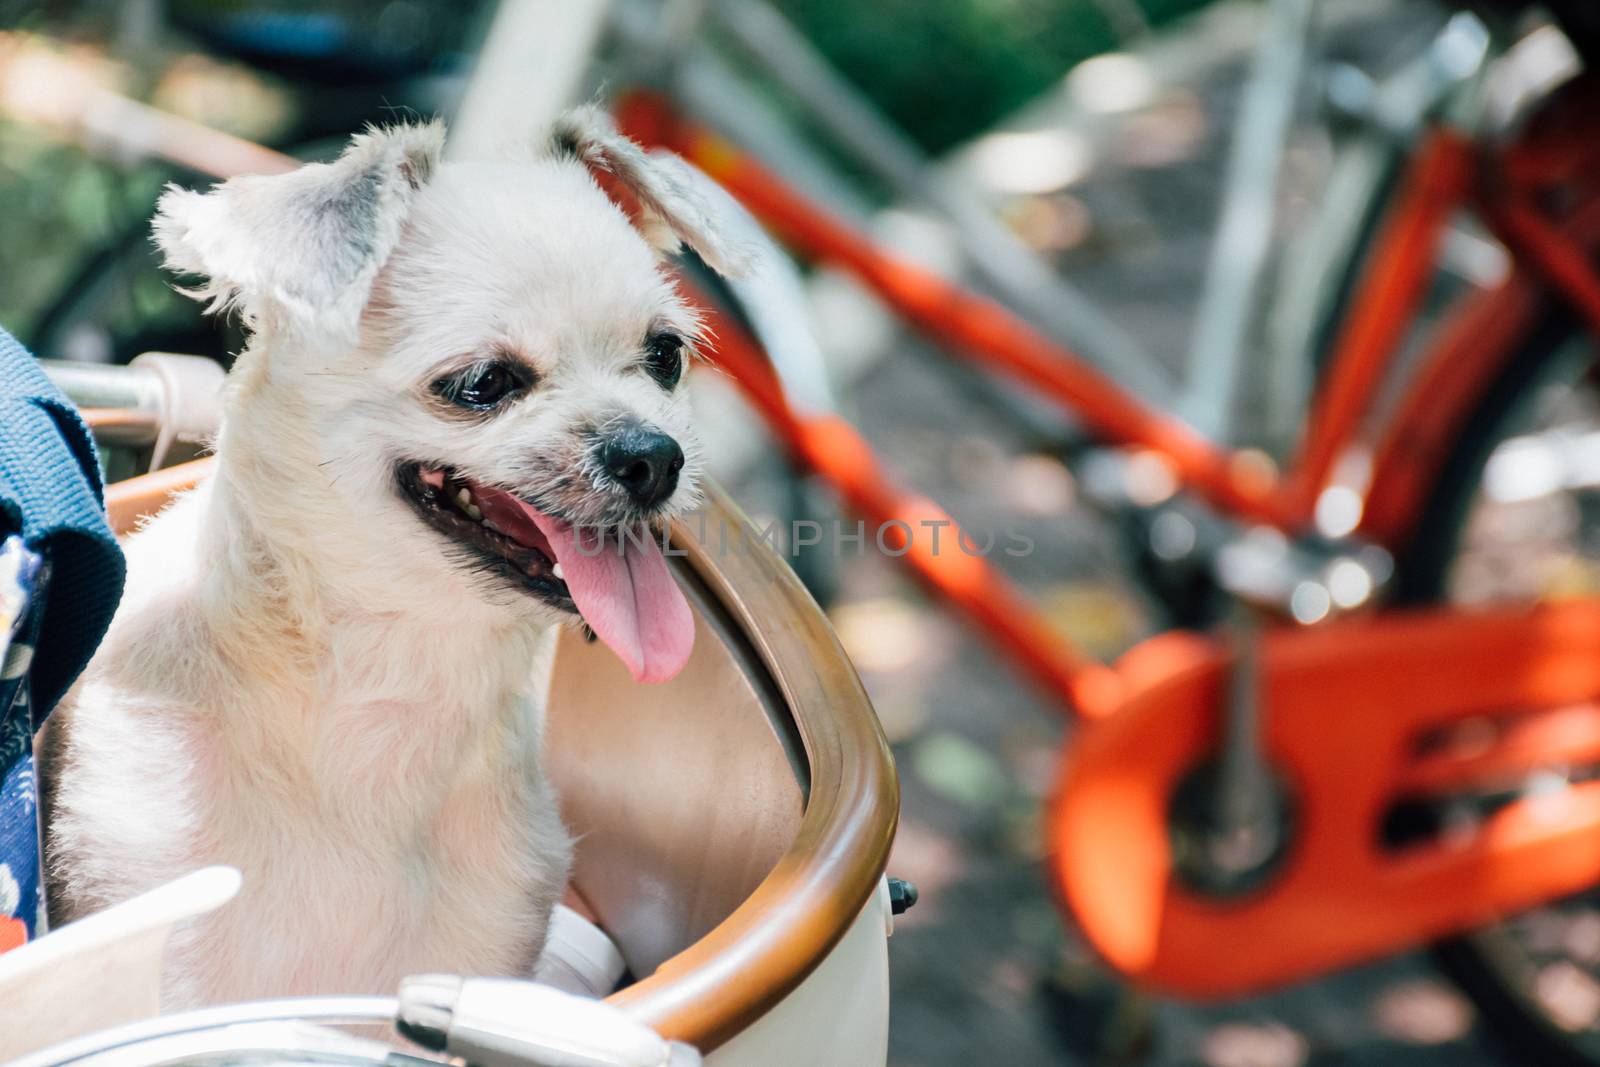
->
[552,562,565,580]
[465,503,483,521]
[456,488,472,508]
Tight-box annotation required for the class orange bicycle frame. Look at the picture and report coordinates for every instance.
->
[613,75,1600,992]
[613,84,1599,713]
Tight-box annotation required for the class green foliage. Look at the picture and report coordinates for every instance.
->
[0,121,197,350]
[769,0,1218,153]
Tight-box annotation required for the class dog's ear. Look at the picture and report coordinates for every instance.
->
[548,107,756,278]
[153,122,445,343]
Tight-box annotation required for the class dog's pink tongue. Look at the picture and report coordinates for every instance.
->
[525,510,693,684]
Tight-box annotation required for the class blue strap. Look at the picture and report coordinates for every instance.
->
[0,330,126,717]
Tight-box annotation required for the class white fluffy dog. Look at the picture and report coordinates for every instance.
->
[42,110,747,1008]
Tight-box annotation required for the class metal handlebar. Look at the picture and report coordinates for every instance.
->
[12,977,703,1067]
[41,354,225,470]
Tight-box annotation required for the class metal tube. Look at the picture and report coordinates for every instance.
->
[1218,604,1270,834]
[1261,12,1490,450]
[447,0,613,161]
[1181,0,1317,441]
[39,359,165,415]
[606,3,874,224]
[706,0,1174,406]
[8,998,400,1067]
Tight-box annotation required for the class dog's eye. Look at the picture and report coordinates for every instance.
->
[434,361,527,410]
[643,331,685,390]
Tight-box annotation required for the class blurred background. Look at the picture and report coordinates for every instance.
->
[3,1,1595,1064]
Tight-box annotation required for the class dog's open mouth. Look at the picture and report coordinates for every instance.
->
[397,462,694,683]
[398,461,569,605]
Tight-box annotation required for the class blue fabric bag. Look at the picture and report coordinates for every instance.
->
[0,331,126,942]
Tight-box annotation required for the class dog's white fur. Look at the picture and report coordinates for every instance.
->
[43,110,748,1008]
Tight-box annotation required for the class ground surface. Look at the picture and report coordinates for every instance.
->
[732,2,1529,1063]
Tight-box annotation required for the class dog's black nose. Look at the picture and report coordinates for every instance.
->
[600,424,684,508]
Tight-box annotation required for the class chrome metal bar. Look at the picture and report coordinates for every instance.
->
[1217,604,1272,840]
[705,0,1175,406]
[1180,0,1317,440]
[1261,12,1491,450]
[51,1022,406,1067]
[39,359,165,415]
[447,0,614,161]
[8,998,401,1067]
[607,2,873,225]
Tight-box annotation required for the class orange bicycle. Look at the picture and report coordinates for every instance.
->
[600,2,1600,1059]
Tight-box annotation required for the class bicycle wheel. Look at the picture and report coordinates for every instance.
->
[1393,282,1600,1063]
